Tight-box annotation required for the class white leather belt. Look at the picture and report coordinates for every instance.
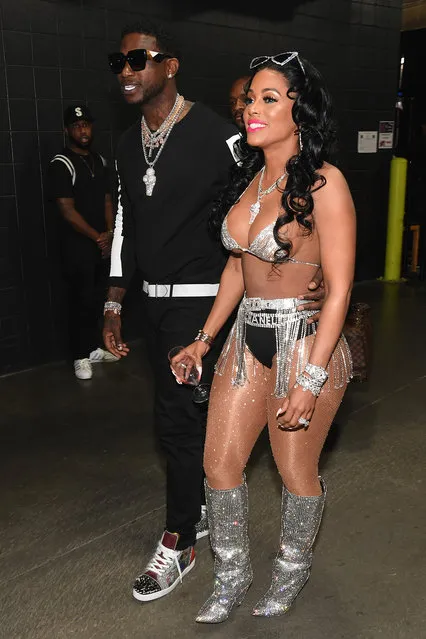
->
[142,281,219,298]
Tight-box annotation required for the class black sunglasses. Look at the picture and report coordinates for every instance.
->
[108,48,172,74]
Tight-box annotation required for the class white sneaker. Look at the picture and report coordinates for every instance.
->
[89,347,119,363]
[74,358,93,380]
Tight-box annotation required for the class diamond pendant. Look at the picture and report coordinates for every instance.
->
[143,167,156,196]
[249,200,260,224]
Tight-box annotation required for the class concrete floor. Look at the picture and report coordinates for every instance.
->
[1,280,425,639]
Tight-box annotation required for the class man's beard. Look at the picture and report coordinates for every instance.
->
[137,80,166,107]
[71,136,91,150]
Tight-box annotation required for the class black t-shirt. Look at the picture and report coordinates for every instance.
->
[49,147,110,262]
[109,102,240,288]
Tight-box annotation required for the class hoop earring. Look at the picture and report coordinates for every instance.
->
[299,130,303,152]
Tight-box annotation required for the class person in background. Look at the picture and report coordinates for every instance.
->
[229,74,250,130]
[49,104,118,380]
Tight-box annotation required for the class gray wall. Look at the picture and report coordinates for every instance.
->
[0,0,402,374]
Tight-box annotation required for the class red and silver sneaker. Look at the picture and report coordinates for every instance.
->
[132,531,196,602]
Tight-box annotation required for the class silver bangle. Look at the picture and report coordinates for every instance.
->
[194,329,214,347]
[305,362,328,384]
[104,301,122,315]
[295,372,323,397]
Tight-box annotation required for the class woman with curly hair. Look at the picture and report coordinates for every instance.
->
[171,52,356,623]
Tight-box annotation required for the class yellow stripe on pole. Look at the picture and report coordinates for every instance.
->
[383,156,407,281]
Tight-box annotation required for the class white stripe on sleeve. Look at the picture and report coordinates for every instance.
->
[110,166,124,277]
[50,154,76,185]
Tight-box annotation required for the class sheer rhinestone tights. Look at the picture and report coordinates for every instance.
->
[204,336,347,496]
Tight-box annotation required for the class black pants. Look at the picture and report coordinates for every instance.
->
[63,257,109,360]
[143,295,230,550]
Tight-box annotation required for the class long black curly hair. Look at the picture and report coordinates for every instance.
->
[211,54,337,263]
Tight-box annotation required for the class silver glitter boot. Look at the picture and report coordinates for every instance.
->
[252,478,326,617]
[195,478,253,623]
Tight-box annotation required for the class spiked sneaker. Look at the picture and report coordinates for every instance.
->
[132,531,195,602]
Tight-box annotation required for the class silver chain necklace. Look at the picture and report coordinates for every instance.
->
[78,153,95,178]
[142,93,183,157]
[249,166,288,224]
[140,94,186,196]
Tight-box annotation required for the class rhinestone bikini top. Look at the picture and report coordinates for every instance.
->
[221,214,320,267]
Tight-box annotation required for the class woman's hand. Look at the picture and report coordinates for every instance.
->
[169,341,210,383]
[276,384,316,431]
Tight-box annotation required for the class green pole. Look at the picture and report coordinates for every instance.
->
[383,156,407,281]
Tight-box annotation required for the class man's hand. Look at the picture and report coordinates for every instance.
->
[101,244,112,259]
[97,231,111,251]
[103,311,129,358]
[297,267,325,323]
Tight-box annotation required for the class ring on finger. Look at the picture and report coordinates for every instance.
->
[278,421,309,432]
[298,417,310,427]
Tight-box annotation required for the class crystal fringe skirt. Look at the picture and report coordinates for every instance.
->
[215,296,353,398]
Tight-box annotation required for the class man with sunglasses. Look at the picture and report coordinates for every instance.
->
[103,20,240,604]
[103,21,325,604]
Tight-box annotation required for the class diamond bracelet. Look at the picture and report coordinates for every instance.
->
[195,329,214,347]
[104,301,122,315]
[295,363,328,398]
[305,362,328,384]
[295,373,323,397]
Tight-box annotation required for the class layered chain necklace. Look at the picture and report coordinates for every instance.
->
[78,153,95,178]
[140,93,186,196]
[249,166,288,224]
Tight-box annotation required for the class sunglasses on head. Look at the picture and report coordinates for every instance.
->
[249,51,305,75]
[108,48,172,74]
